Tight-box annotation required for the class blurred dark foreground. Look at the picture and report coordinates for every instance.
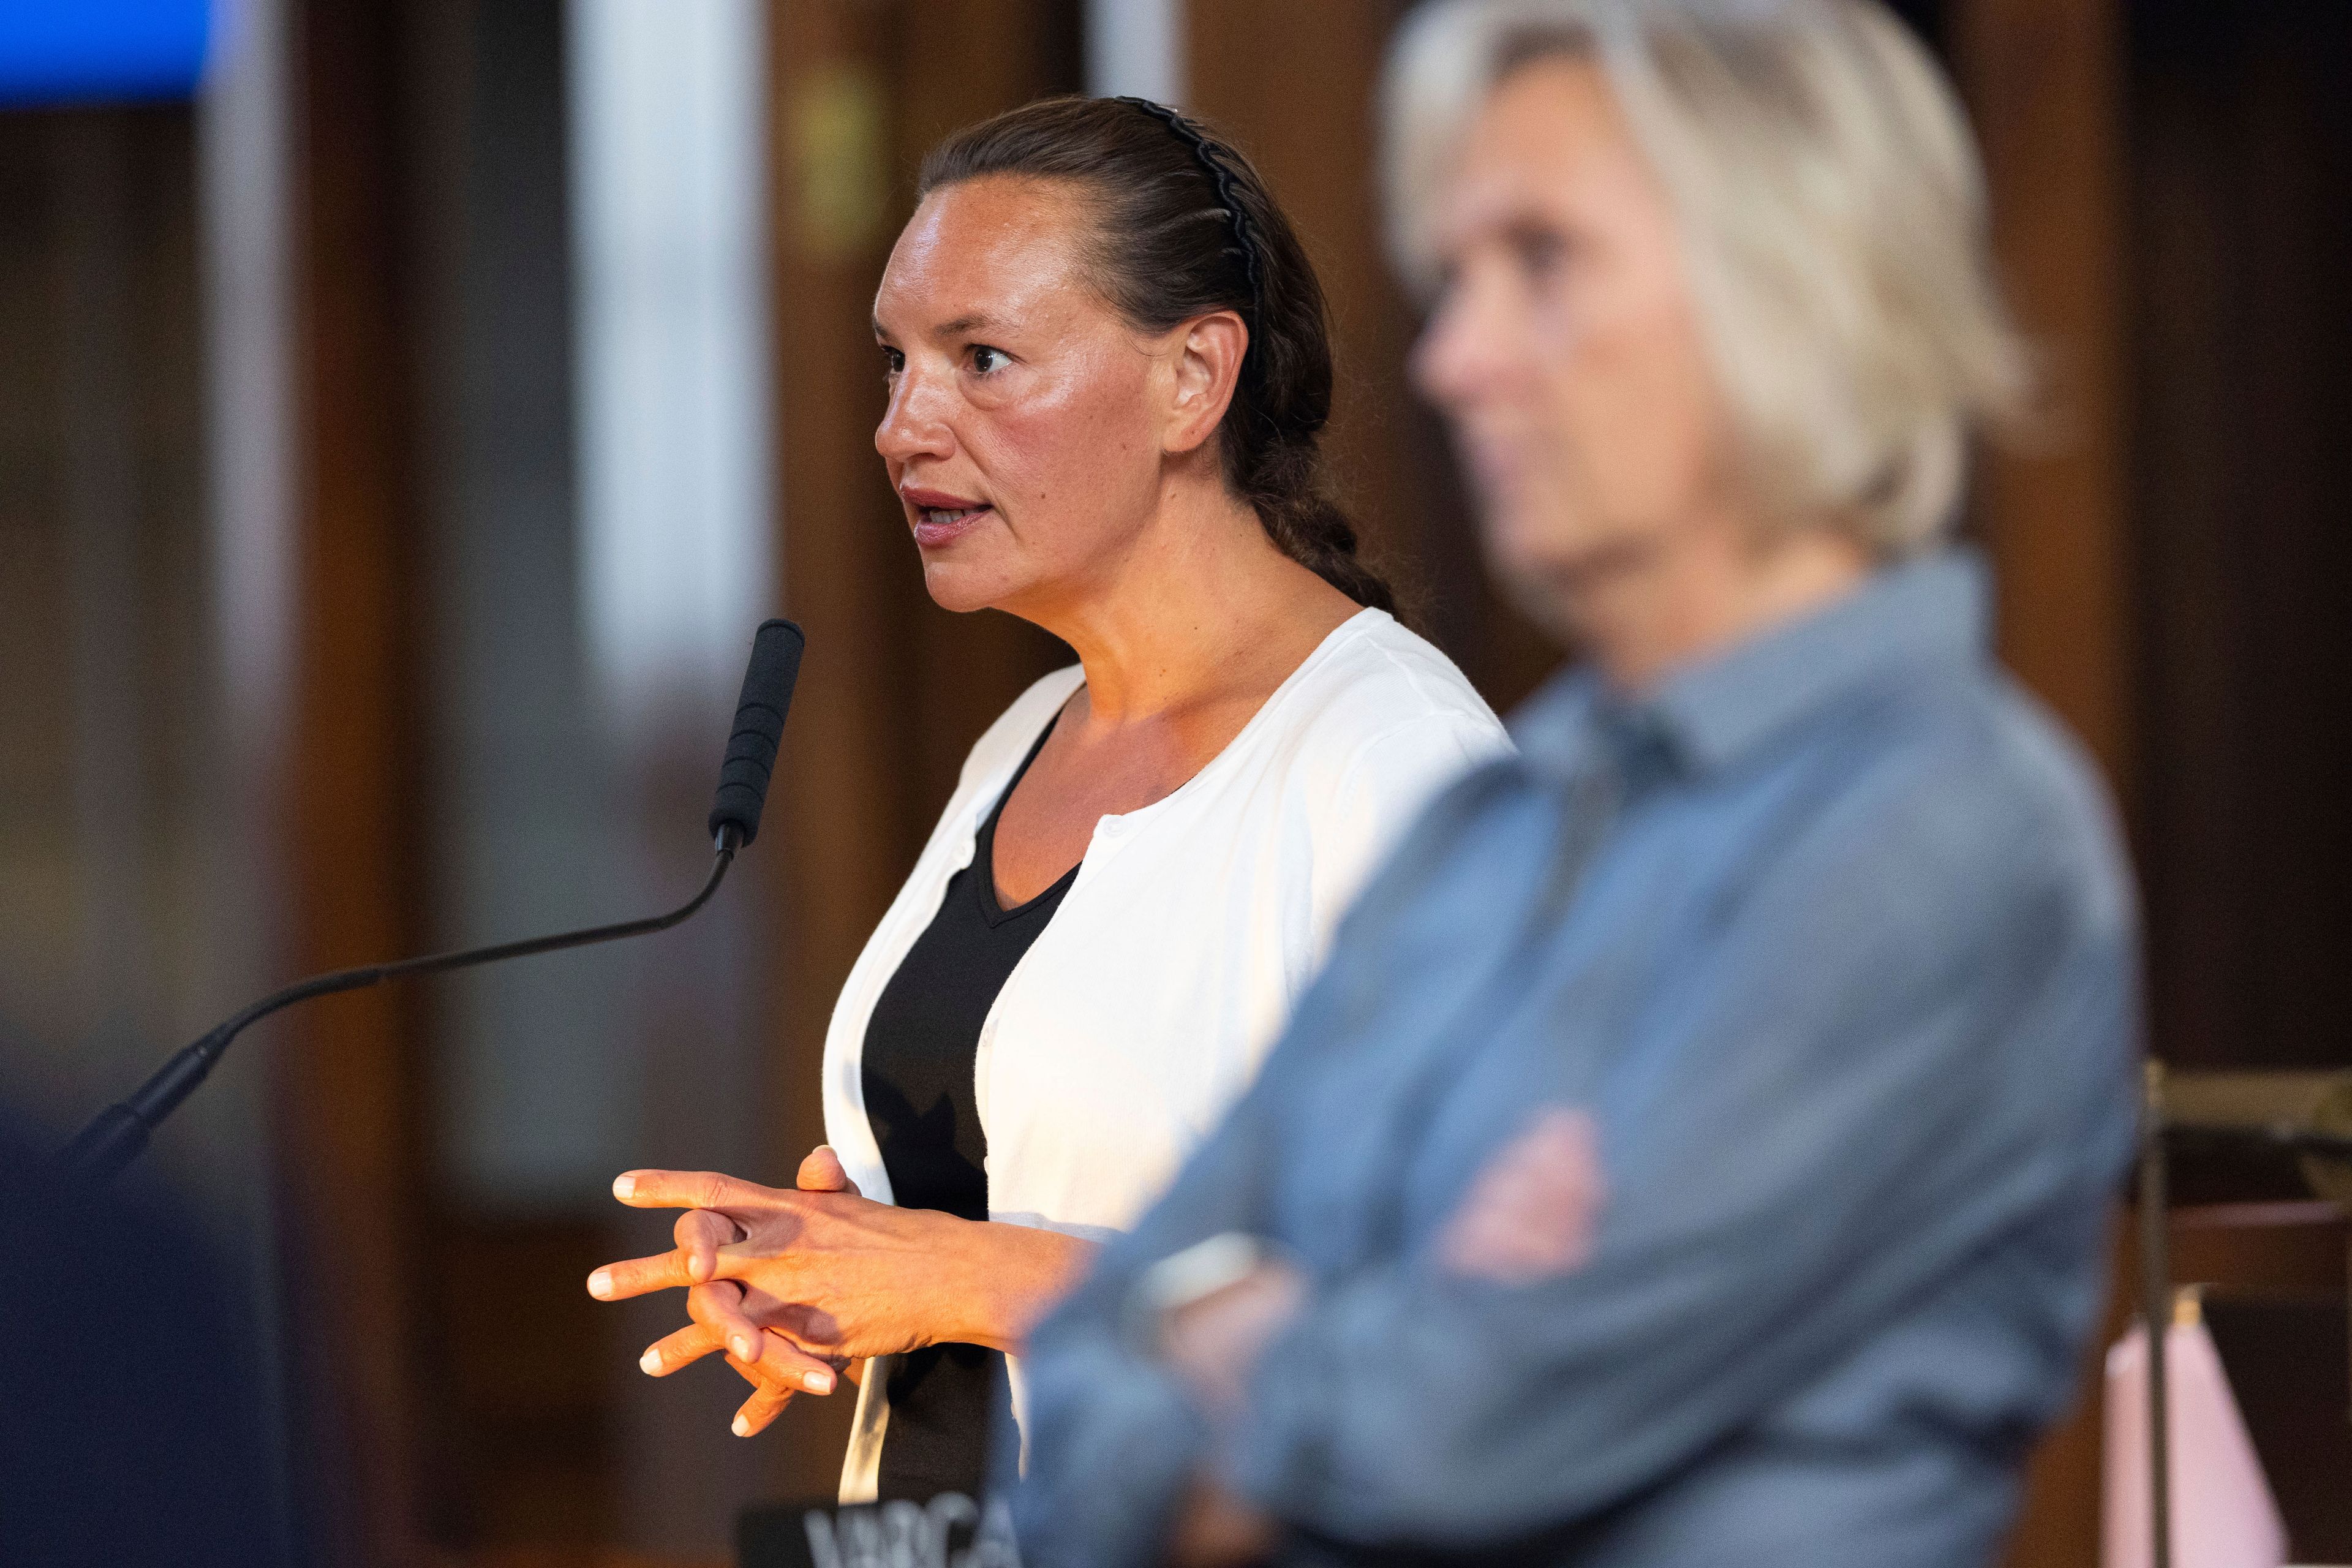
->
[0,1109,288,1568]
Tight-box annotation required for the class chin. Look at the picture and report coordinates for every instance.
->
[1483,502,1581,584]
[1482,513,1617,652]
[922,553,1044,617]
[1489,554,1587,651]
[919,560,996,614]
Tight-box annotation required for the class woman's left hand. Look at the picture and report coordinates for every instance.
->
[587,1158,1091,1364]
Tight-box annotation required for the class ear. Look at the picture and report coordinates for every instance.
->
[1159,309,1249,457]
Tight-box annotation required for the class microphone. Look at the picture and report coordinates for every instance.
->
[709,617,805,848]
[57,619,807,1183]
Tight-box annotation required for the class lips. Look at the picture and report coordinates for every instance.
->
[900,486,996,549]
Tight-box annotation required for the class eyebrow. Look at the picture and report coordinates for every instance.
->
[872,312,1002,342]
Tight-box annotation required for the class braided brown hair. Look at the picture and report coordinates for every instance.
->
[918,96,1398,615]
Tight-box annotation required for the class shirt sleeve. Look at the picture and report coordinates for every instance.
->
[1220,767,2139,1549]
[1005,1068,1291,1568]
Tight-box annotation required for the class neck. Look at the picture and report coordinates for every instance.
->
[1559,511,1874,695]
[1008,466,1360,726]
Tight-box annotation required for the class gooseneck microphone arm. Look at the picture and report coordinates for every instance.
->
[60,619,805,1184]
[58,843,740,1182]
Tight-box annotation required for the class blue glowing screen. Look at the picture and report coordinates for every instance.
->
[0,0,214,107]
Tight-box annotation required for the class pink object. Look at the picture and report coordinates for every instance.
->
[2103,1312,2290,1568]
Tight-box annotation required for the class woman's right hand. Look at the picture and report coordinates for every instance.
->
[634,1147,864,1436]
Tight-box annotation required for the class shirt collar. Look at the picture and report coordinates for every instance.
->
[1512,548,1990,780]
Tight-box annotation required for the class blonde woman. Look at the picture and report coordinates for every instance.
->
[1011,4,2138,1564]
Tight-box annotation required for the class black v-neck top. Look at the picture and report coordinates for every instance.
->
[859,717,1075,1501]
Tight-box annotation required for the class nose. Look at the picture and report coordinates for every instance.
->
[1411,270,1513,417]
[875,364,955,466]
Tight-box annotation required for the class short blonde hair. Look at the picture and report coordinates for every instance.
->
[1383,0,2029,556]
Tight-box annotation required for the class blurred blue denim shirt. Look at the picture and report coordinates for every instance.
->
[1009,550,2141,1567]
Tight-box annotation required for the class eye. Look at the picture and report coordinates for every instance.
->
[970,344,1010,375]
[880,345,905,377]
[1507,223,1572,283]
[1427,257,1461,307]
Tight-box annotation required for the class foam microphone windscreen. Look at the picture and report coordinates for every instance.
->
[707,619,805,848]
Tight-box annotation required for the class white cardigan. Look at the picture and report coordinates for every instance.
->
[820,609,1510,1498]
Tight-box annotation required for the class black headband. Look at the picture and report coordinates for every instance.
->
[1114,96,1265,317]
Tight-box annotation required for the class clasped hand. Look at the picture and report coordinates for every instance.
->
[585,1146,986,1436]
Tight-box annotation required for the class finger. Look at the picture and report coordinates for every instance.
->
[639,1321,727,1378]
[744,1328,839,1396]
[585,1249,701,1301]
[610,1169,778,1213]
[687,1280,766,1362]
[1517,1107,1600,1172]
[1529,1104,1597,1142]
[796,1145,859,1196]
[721,1330,837,1439]
[706,1239,769,1288]
[728,1373,794,1438]
[1484,1166,1551,1213]
[673,1208,741,1283]
[701,1245,828,1321]
[691,1287,845,1372]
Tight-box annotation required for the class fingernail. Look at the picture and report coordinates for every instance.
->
[639,1348,662,1375]
[587,1270,614,1299]
[688,1253,710,1282]
[731,1334,758,1361]
[612,1174,635,1200]
[804,1371,834,1395]
[732,1414,752,1437]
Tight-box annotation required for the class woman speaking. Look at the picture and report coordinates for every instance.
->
[584,97,1508,1502]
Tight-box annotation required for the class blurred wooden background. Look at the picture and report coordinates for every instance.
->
[0,0,2345,1563]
